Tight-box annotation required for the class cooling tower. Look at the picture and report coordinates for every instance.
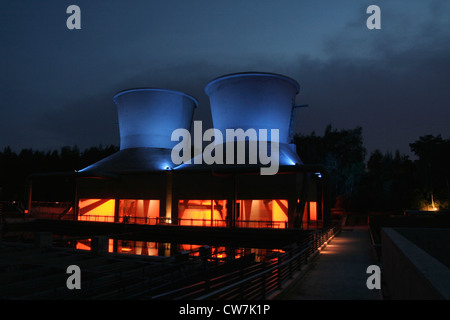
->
[204,72,302,167]
[80,88,198,173]
[205,72,299,145]
[114,88,198,150]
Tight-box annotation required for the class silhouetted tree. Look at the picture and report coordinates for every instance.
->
[359,149,416,212]
[0,145,119,201]
[2,131,450,213]
[409,135,450,210]
[294,124,366,210]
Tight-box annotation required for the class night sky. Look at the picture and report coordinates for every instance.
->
[1,0,449,158]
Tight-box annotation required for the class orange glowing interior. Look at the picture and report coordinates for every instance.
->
[178,199,289,228]
[178,200,227,227]
[309,201,317,221]
[77,198,160,224]
[300,201,318,223]
[119,199,160,224]
[76,198,318,230]
[78,199,115,222]
[238,199,288,228]
[272,200,288,227]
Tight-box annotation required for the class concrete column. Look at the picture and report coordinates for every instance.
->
[287,198,296,228]
[171,195,178,225]
[114,198,120,223]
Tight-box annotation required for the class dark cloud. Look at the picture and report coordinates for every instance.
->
[1,1,449,158]
[292,50,450,157]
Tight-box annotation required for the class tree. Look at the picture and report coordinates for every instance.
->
[360,149,416,211]
[409,135,450,210]
[0,145,119,201]
[294,124,366,210]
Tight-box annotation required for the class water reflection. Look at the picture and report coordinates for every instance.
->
[75,238,284,262]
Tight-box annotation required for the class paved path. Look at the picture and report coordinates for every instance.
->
[281,226,381,300]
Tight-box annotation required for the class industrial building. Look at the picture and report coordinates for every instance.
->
[4,74,447,301]
[25,72,331,255]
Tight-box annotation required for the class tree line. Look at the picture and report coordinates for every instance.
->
[1,126,449,212]
[293,125,450,212]
[0,145,118,201]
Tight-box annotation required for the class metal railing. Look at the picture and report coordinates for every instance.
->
[149,223,341,300]
[27,201,324,230]
[177,218,288,228]
[27,211,297,229]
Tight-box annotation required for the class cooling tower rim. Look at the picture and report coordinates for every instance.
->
[205,72,300,96]
[113,87,199,107]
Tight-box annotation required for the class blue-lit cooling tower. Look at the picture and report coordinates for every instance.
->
[204,72,302,166]
[114,88,198,150]
[79,88,198,173]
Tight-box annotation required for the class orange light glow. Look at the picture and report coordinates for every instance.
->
[78,198,161,224]
[272,200,288,228]
[76,241,91,251]
[78,199,115,222]
[238,199,288,228]
[75,238,114,252]
[120,199,160,224]
[178,200,227,227]
[181,244,202,252]
[309,202,317,221]
[179,208,226,226]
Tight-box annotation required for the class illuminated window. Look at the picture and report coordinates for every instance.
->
[237,199,288,228]
[78,198,161,224]
[178,200,227,227]
[119,199,160,224]
[78,199,115,222]
[309,201,317,221]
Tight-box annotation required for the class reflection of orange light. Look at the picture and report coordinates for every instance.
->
[76,238,114,252]
[76,241,91,251]
[181,244,201,252]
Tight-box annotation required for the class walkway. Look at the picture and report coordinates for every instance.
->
[280,226,381,300]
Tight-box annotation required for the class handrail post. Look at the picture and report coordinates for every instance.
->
[288,250,293,279]
[238,268,245,299]
[261,261,267,299]
[277,256,283,289]
[205,278,210,294]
